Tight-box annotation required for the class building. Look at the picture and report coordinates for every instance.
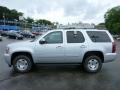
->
[0,25,20,31]
[95,25,107,30]
[57,22,95,29]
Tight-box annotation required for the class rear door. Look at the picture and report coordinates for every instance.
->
[64,31,86,63]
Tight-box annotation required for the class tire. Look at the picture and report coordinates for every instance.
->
[83,55,102,73]
[20,38,23,40]
[13,55,33,73]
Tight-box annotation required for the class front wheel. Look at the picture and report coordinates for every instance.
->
[83,55,102,73]
[13,55,33,73]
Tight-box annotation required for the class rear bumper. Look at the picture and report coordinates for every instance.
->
[104,53,117,63]
[4,53,11,67]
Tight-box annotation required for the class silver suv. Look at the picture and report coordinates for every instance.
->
[4,29,117,73]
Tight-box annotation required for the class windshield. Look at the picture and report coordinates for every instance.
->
[30,34,43,42]
[31,31,49,42]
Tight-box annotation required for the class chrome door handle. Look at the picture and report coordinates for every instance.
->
[56,46,63,48]
[80,45,86,48]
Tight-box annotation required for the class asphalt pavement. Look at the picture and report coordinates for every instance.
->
[0,37,120,90]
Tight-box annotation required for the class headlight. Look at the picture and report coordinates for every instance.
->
[6,47,10,54]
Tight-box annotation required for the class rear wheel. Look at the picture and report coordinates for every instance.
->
[13,55,33,73]
[83,55,102,73]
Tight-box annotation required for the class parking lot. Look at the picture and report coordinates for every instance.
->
[0,37,120,90]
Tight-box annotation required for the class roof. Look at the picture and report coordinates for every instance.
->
[51,29,108,32]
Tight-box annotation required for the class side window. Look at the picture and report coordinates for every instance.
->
[67,31,85,43]
[44,31,63,44]
[87,31,111,42]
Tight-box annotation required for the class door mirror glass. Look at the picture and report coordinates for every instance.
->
[39,38,46,44]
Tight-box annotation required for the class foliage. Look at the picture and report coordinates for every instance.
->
[0,6,54,29]
[0,6,23,21]
[98,23,105,26]
[35,19,53,25]
[104,6,120,34]
[25,17,34,23]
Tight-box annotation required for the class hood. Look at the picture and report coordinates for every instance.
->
[7,40,33,48]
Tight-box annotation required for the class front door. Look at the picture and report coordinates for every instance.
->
[35,31,65,63]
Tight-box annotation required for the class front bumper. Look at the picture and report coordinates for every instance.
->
[104,53,117,63]
[4,53,11,67]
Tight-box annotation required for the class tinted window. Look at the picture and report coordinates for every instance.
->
[67,31,85,43]
[44,31,63,44]
[87,31,111,42]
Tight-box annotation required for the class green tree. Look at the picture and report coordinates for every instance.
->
[98,23,105,26]
[104,6,120,34]
[35,19,53,25]
[25,17,34,23]
[0,6,55,29]
[0,6,23,21]
[0,6,10,20]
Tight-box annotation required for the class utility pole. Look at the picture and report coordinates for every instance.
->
[32,22,34,31]
[19,16,24,31]
[14,19,18,31]
[3,13,5,30]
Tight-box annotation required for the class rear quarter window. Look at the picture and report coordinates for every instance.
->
[87,31,111,42]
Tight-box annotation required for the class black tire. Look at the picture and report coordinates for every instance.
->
[13,55,33,73]
[83,55,102,73]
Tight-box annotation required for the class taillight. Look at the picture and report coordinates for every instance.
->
[112,42,116,53]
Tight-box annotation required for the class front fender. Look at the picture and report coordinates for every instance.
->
[10,47,34,55]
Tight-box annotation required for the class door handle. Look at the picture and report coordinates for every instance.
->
[80,45,86,48]
[56,46,63,48]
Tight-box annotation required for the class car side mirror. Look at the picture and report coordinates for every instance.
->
[39,38,46,44]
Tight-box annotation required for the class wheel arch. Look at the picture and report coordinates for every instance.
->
[83,51,104,63]
[11,52,34,65]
